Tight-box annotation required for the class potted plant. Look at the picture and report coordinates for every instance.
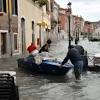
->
[38,0,48,7]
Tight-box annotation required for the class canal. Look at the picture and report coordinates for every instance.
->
[17,38,100,100]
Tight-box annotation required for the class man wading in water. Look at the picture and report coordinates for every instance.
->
[60,45,83,80]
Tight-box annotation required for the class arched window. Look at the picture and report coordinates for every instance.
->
[21,18,26,53]
[32,21,35,42]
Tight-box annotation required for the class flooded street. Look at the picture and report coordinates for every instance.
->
[1,38,100,100]
[17,72,100,100]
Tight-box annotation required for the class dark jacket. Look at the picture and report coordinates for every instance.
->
[75,45,84,55]
[62,47,83,65]
[39,44,49,53]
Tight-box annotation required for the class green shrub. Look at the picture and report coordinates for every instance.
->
[38,0,48,7]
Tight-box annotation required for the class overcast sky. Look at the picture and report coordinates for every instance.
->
[55,0,100,22]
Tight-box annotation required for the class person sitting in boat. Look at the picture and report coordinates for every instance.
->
[39,39,52,53]
[60,45,83,80]
[26,43,39,62]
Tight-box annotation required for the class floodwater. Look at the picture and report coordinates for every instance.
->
[4,38,100,100]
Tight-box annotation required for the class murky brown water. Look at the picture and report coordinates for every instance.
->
[16,38,100,100]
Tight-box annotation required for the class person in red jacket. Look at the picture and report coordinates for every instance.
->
[27,43,38,56]
[26,43,39,62]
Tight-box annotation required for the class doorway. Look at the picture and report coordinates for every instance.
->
[1,32,7,54]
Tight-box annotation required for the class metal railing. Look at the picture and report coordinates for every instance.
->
[87,55,95,66]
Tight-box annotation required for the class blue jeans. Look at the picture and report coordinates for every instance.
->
[74,61,83,74]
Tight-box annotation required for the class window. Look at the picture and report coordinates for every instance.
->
[32,21,34,31]
[14,34,18,50]
[21,18,26,53]
[11,0,18,15]
[32,21,35,42]
[46,2,49,12]
[0,0,3,12]
[3,0,6,12]
[51,2,53,12]
[0,0,6,12]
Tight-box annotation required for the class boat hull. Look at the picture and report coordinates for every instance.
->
[17,58,73,75]
[39,60,73,75]
[17,58,39,72]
